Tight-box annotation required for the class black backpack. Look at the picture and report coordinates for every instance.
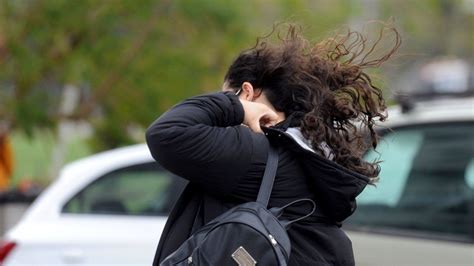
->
[160,143,316,266]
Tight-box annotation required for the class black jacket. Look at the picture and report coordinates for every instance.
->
[146,92,369,265]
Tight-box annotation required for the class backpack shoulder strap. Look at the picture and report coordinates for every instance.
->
[256,141,279,207]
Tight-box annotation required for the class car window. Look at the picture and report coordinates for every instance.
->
[62,163,186,216]
[348,122,474,241]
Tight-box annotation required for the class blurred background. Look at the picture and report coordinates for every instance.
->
[0,0,472,190]
[0,0,473,265]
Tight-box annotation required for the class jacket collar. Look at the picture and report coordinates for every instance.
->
[262,125,369,222]
[274,111,305,130]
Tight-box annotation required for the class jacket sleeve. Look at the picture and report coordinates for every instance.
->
[146,92,262,197]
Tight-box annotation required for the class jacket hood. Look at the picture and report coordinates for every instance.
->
[263,123,370,222]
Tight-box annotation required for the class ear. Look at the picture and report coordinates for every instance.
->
[240,82,255,101]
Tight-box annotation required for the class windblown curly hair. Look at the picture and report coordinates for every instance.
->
[224,23,401,183]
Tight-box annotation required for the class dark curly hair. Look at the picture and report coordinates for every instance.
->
[224,24,401,183]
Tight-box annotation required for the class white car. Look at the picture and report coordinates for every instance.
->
[1,97,473,266]
[346,96,474,265]
[1,144,187,266]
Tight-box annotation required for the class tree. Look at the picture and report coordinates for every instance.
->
[0,0,256,149]
[6,0,465,152]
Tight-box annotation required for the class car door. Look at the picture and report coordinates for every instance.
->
[345,122,474,266]
[57,162,186,265]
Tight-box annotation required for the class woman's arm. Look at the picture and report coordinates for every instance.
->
[146,92,264,197]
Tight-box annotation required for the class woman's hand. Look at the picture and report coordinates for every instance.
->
[239,99,281,133]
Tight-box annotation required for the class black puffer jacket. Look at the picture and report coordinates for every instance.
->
[146,92,369,265]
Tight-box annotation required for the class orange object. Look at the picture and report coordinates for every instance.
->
[0,135,14,190]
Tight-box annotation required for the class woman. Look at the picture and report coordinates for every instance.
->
[146,24,400,265]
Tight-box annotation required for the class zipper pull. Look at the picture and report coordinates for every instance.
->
[187,256,193,264]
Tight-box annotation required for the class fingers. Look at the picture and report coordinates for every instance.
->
[240,99,282,133]
[260,111,279,127]
[249,111,278,133]
[266,110,280,123]
[249,120,263,133]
